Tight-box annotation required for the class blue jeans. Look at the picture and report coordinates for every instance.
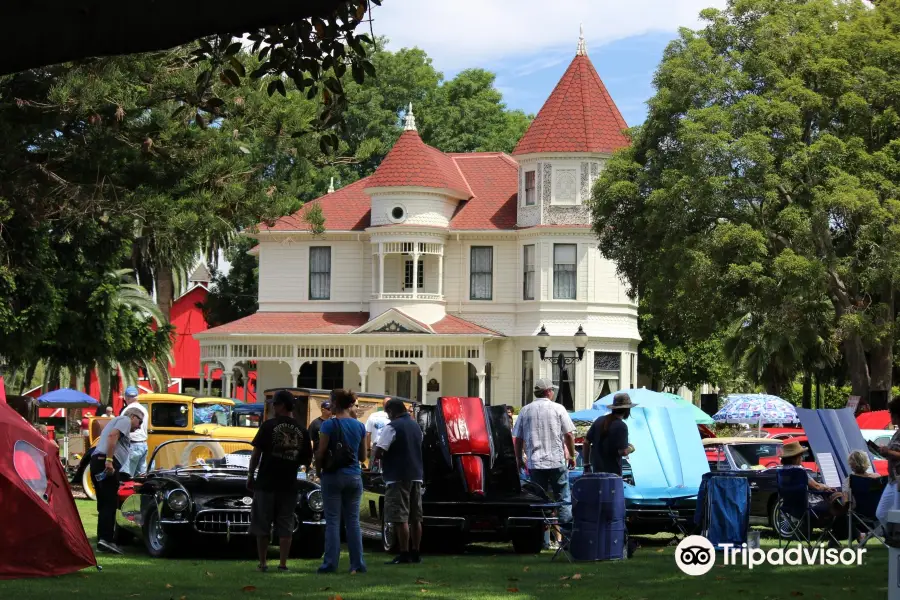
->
[319,472,366,573]
[124,441,147,477]
[529,467,572,524]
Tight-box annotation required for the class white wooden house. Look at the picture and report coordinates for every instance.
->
[195,34,640,410]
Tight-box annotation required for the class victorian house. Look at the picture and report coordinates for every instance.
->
[195,33,640,411]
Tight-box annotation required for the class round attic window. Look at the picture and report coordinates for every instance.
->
[389,205,406,223]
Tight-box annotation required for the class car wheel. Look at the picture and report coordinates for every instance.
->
[770,500,798,540]
[511,526,544,554]
[82,465,97,501]
[381,518,398,553]
[291,524,326,559]
[143,507,180,558]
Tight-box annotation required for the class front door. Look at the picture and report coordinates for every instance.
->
[386,367,421,403]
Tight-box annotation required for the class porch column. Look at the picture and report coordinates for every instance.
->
[198,368,205,395]
[412,249,419,299]
[438,251,443,297]
[360,371,368,393]
[378,243,385,298]
[223,372,232,399]
[477,370,486,400]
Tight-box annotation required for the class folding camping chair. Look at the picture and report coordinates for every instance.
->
[551,502,574,562]
[697,472,751,549]
[774,468,841,548]
[847,474,888,548]
[664,498,691,543]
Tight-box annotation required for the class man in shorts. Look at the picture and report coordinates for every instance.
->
[247,390,312,572]
[374,398,424,564]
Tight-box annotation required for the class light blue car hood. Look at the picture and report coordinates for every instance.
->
[602,406,709,501]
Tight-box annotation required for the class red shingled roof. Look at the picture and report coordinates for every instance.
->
[200,311,502,336]
[431,314,503,336]
[203,312,369,335]
[449,153,518,230]
[365,130,472,198]
[260,178,372,232]
[513,54,628,156]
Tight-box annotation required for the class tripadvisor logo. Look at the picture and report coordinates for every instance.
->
[674,535,866,576]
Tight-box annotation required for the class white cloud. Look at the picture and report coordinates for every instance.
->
[369,0,727,71]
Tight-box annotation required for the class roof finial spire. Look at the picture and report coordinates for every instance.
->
[403,102,417,131]
[327,177,335,194]
[576,23,587,56]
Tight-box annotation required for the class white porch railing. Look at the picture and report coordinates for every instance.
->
[372,292,443,301]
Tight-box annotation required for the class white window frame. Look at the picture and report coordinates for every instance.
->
[523,244,535,300]
[309,246,332,300]
[404,258,424,290]
[524,170,536,206]
[553,243,577,300]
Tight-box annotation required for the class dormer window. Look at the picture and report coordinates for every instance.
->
[524,171,536,206]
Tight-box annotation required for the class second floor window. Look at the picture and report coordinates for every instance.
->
[470,246,493,300]
[553,244,577,300]
[524,170,536,206]
[309,246,331,300]
[523,245,535,300]
[404,259,424,289]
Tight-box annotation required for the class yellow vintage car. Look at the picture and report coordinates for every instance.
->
[76,394,257,499]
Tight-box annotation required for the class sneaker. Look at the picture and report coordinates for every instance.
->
[386,553,411,565]
[410,551,422,564]
[626,539,639,559]
[97,540,124,555]
[277,566,289,572]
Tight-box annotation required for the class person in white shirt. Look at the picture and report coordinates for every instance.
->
[366,400,391,468]
[513,378,576,529]
[121,386,149,476]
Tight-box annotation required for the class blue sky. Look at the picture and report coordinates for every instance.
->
[370,0,728,127]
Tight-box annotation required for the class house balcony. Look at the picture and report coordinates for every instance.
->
[370,239,446,324]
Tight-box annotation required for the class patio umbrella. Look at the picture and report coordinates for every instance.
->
[568,409,605,424]
[713,393,799,432]
[662,393,715,426]
[592,388,679,411]
[37,389,100,464]
[556,354,574,411]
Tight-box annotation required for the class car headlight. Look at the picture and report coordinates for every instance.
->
[307,489,324,512]
[167,489,189,512]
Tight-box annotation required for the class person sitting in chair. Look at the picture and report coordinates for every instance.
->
[780,441,835,493]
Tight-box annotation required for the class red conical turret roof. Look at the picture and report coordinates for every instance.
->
[365,130,472,199]
[513,53,629,156]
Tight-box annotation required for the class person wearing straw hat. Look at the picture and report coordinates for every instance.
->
[780,441,837,493]
[583,393,637,477]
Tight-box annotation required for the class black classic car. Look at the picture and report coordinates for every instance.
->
[359,397,559,554]
[115,439,325,558]
[702,438,833,537]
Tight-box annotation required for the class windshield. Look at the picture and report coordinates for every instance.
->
[148,439,254,471]
[728,444,781,469]
[193,403,233,426]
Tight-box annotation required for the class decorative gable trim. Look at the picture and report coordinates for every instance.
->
[351,308,433,334]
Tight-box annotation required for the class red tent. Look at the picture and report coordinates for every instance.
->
[858,410,891,430]
[0,402,96,579]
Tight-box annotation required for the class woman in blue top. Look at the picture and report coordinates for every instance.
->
[315,389,368,574]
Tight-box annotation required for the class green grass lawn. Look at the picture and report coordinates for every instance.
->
[5,500,887,599]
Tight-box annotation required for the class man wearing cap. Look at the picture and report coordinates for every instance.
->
[122,386,149,477]
[366,400,391,470]
[513,378,576,529]
[307,399,333,453]
[583,393,637,477]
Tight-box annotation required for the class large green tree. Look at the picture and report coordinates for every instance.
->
[591,0,900,398]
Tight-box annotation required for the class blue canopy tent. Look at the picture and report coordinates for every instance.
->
[37,389,101,462]
[594,388,715,426]
[569,409,605,424]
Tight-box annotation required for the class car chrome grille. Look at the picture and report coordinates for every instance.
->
[194,510,251,534]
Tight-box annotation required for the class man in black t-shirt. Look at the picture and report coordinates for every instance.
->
[247,390,312,572]
[583,393,638,476]
[307,399,333,453]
